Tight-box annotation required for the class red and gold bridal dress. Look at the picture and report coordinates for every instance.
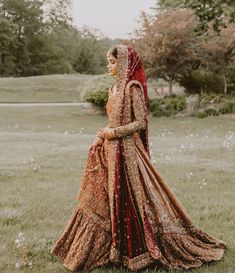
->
[51,83,226,272]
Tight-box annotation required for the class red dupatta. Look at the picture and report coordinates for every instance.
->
[117,45,150,158]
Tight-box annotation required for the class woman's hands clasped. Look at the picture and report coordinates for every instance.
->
[90,126,117,153]
[97,127,116,141]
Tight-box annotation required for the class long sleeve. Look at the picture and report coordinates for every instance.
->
[114,84,147,138]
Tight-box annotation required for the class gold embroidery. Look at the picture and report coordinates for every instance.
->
[51,44,226,272]
[108,45,128,128]
[114,83,147,138]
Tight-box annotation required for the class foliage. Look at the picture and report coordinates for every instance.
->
[0,0,46,76]
[43,0,73,27]
[218,101,235,114]
[148,92,235,117]
[85,89,109,110]
[133,6,235,95]
[157,0,235,33]
[198,21,235,93]
[0,0,111,76]
[85,85,235,117]
[195,102,235,117]
[193,94,235,117]
[133,9,200,94]
[200,93,226,104]
[71,28,110,75]
[195,111,208,118]
[149,95,187,117]
[204,107,219,116]
[177,68,224,94]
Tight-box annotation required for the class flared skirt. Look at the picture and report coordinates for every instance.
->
[51,138,226,271]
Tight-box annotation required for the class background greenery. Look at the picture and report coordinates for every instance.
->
[1,0,235,96]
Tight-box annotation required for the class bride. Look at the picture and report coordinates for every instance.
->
[51,44,226,271]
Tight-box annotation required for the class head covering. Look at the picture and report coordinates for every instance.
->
[114,45,150,157]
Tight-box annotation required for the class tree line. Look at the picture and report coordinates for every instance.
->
[0,0,116,76]
[130,0,235,94]
[1,0,235,95]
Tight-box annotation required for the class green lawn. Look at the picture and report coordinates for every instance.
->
[0,74,165,103]
[0,74,113,103]
[0,106,234,273]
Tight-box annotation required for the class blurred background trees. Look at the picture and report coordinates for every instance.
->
[0,0,114,76]
[158,0,235,33]
[132,9,200,95]
[0,0,235,96]
[131,0,235,95]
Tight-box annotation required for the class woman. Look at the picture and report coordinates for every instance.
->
[51,45,226,271]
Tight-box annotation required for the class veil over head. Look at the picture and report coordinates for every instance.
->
[111,44,150,157]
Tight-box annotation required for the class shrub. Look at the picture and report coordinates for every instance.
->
[218,101,235,114]
[150,95,186,117]
[200,93,225,104]
[204,107,219,116]
[195,111,208,118]
[178,69,224,94]
[148,99,158,112]
[151,102,168,117]
[85,89,109,109]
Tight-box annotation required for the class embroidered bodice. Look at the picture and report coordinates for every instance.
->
[105,83,147,138]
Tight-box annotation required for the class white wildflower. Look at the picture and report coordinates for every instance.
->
[15,262,21,268]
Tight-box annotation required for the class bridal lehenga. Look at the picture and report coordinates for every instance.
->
[51,45,226,271]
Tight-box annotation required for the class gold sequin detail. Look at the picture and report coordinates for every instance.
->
[51,45,226,272]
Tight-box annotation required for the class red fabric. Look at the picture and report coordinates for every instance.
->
[112,46,151,261]
[112,141,147,258]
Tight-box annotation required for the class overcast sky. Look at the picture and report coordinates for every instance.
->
[72,0,156,39]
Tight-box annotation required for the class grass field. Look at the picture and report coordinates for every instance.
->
[0,74,112,103]
[0,105,234,273]
[0,74,173,103]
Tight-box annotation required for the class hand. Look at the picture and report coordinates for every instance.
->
[90,136,104,152]
[97,127,116,140]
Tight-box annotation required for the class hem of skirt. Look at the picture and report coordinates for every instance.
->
[54,246,226,272]
[50,206,111,271]
[110,245,156,271]
[109,241,226,272]
[157,247,226,271]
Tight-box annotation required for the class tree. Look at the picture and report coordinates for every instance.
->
[0,0,46,75]
[0,15,16,74]
[43,0,72,27]
[157,0,235,33]
[133,9,200,94]
[72,26,110,74]
[0,0,111,76]
[199,21,235,93]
